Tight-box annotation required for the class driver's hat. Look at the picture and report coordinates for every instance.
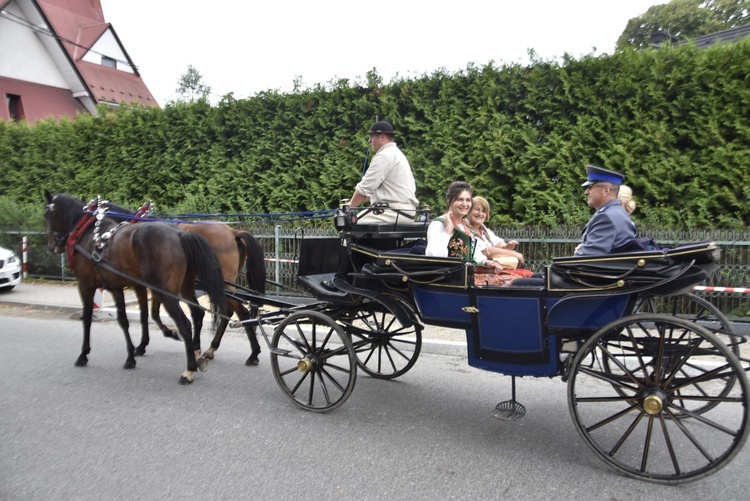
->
[581,165,625,187]
[368,121,394,136]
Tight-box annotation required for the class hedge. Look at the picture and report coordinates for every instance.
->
[1,40,748,230]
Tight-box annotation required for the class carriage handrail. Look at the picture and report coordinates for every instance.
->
[545,258,699,321]
[384,260,466,285]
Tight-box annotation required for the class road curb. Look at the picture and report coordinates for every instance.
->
[0,301,469,357]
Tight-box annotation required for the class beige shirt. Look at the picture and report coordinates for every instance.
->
[355,142,418,208]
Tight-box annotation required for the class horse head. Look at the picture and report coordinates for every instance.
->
[43,191,88,254]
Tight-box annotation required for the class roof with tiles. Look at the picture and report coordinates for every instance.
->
[36,0,157,107]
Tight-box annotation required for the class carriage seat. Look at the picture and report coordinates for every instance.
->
[348,220,429,240]
[547,241,719,294]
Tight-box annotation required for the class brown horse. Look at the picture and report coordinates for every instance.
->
[44,191,227,384]
[151,221,266,366]
[99,202,267,366]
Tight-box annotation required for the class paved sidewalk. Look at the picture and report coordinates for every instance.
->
[0,282,467,354]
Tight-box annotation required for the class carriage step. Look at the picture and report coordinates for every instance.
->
[270,348,292,356]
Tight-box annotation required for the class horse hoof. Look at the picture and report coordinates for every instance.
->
[179,370,195,385]
[164,331,180,341]
[197,357,208,372]
[245,357,259,366]
[123,360,136,369]
[75,359,88,367]
[134,347,146,357]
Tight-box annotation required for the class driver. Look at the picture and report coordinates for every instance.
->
[322,121,419,291]
[348,120,419,223]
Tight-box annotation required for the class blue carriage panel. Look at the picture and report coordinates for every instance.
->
[467,289,559,377]
[546,294,634,332]
[474,294,544,353]
[411,285,472,328]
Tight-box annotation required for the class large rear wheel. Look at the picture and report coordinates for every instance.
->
[633,293,748,414]
[270,310,356,412]
[568,314,749,484]
[634,293,744,354]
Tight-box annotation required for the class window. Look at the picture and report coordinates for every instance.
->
[101,56,117,69]
[6,95,24,121]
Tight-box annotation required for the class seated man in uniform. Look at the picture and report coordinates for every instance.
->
[575,165,637,255]
[513,165,637,286]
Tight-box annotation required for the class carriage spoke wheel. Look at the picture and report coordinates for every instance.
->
[568,314,750,484]
[270,311,356,412]
[340,302,422,380]
[630,293,748,415]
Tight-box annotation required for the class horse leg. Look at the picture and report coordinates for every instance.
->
[189,296,205,362]
[203,298,261,366]
[76,284,97,367]
[109,288,137,369]
[151,295,180,341]
[161,296,198,384]
[201,309,230,361]
[134,285,150,356]
[187,295,209,372]
[231,301,261,366]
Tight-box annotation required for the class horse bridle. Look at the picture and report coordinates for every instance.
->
[45,202,79,249]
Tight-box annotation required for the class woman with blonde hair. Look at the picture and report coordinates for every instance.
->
[618,185,636,215]
[467,196,525,269]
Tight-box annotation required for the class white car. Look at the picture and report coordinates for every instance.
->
[0,246,22,291]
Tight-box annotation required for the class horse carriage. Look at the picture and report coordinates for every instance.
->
[44,194,749,484]
[224,203,749,485]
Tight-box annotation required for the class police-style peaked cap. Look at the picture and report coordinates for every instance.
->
[581,165,625,187]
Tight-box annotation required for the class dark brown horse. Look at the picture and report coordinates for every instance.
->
[44,191,227,384]
[99,203,267,366]
[151,221,266,366]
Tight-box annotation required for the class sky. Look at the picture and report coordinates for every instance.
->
[103,1,667,107]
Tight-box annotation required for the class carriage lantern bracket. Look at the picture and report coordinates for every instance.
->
[334,199,357,232]
[416,205,432,223]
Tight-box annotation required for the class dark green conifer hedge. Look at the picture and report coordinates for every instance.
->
[1,40,748,229]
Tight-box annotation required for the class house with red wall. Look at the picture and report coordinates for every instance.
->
[0,0,157,123]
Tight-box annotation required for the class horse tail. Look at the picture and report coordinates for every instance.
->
[180,232,228,329]
[236,231,266,294]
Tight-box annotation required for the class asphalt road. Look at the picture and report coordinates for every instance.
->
[1,307,748,501]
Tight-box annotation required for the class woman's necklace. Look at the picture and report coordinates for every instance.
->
[451,216,470,236]
[468,223,489,242]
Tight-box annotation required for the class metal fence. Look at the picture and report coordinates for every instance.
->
[4,225,749,321]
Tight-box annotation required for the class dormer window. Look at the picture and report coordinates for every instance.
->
[102,56,117,69]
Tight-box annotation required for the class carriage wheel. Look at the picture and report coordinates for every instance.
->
[634,293,743,353]
[568,313,749,484]
[339,300,422,380]
[270,311,357,412]
[631,293,748,415]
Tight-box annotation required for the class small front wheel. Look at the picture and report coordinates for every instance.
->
[270,310,356,412]
[568,313,750,484]
[342,300,422,380]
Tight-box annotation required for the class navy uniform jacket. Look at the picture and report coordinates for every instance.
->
[575,199,637,256]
